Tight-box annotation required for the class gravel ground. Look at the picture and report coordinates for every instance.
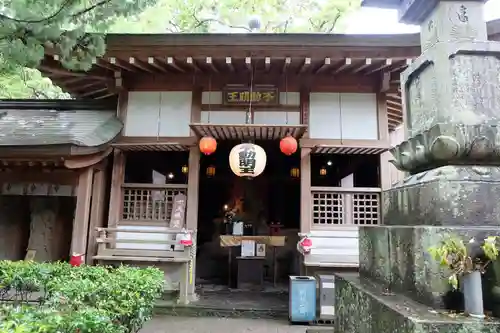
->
[140,316,308,333]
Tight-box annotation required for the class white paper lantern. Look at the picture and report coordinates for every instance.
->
[229,143,267,177]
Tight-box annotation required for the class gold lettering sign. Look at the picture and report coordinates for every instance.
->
[223,87,279,105]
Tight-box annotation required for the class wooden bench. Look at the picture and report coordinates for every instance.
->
[93,227,194,304]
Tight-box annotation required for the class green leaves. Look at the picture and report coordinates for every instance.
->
[109,0,360,33]
[0,0,160,70]
[0,261,164,333]
[428,235,500,290]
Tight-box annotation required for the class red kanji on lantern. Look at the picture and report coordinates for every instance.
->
[280,136,297,155]
[69,253,85,267]
[199,136,217,155]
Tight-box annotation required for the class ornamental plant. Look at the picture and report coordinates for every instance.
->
[0,261,164,333]
[428,235,499,289]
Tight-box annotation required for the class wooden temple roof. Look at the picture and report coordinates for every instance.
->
[39,20,500,131]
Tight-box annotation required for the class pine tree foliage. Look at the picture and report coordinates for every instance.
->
[0,0,159,71]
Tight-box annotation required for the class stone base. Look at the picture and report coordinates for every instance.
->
[335,273,500,333]
[359,225,500,309]
[384,166,500,226]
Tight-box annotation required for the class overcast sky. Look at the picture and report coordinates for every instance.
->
[345,0,500,34]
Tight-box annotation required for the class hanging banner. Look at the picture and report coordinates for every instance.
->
[223,86,279,106]
[229,143,267,177]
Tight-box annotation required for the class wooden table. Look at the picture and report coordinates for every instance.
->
[219,235,286,288]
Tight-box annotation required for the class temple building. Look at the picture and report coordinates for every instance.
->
[0,21,499,302]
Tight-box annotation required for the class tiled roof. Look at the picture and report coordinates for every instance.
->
[0,109,122,147]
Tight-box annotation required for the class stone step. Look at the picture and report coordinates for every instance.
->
[155,290,289,320]
[154,299,288,319]
[335,273,500,333]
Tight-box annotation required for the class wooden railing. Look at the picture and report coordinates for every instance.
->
[310,187,381,228]
[121,183,188,223]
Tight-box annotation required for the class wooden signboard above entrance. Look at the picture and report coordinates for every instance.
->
[223,86,279,106]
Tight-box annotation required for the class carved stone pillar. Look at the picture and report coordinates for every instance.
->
[334,1,500,332]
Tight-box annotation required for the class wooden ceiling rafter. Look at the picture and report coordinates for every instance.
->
[40,52,417,126]
[112,142,191,152]
[189,123,307,141]
[312,144,389,155]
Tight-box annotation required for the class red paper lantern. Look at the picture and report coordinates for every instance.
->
[199,136,217,155]
[280,136,298,155]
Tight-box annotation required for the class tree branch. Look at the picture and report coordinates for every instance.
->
[326,12,342,33]
[0,0,112,24]
[0,0,74,23]
[191,15,252,32]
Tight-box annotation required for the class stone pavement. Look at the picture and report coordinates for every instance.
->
[140,316,309,333]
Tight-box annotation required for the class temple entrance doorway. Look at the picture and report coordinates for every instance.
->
[195,140,301,291]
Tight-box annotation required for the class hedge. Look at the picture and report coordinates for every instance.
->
[0,261,164,333]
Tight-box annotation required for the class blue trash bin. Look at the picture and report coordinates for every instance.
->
[289,276,316,323]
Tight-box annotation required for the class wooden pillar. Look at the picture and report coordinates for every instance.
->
[300,89,310,138]
[377,92,389,143]
[300,147,312,234]
[186,146,200,230]
[86,164,108,264]
[185,146,200,299]
[108,150,125,229]
[186,86,202,300]
[377,93,391,191]
[71,167,94,259]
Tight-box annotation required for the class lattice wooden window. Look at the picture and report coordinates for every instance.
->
[353,193,379,225]
[122,187,187,222]
[312,192,344,226]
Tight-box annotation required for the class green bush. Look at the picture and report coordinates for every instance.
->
[0,261,164,333]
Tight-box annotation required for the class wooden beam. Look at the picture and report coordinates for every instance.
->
[86,166,107,264]
[167,57,185,72]
[206,57,219,73]
[264,57,271,72]
[186,146,200,231]
[129,57,154,73]
[107,150,125,231]
[185,145,200,299]
[299,58,311,73]
[71,167,94,258]
[109,57,137,72]
[64,148,113,169]
[147,57,168,73]
[190,87,202,136]
[125,72,379,93]
[300,147,312,233]
[333,58,352,74]
[282,57,291,73]
[114,136,197,146]
[245,57,252,71]
[352,58,372,74]
[0,170,77,185]
[367,58,393,75]
[225,57,234,72]
[186,57,199,71]
[389,58,413,72]
[300,89,310,138]
[377,93,389,142]
[300,138,390,149]
[315,58,331,74]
